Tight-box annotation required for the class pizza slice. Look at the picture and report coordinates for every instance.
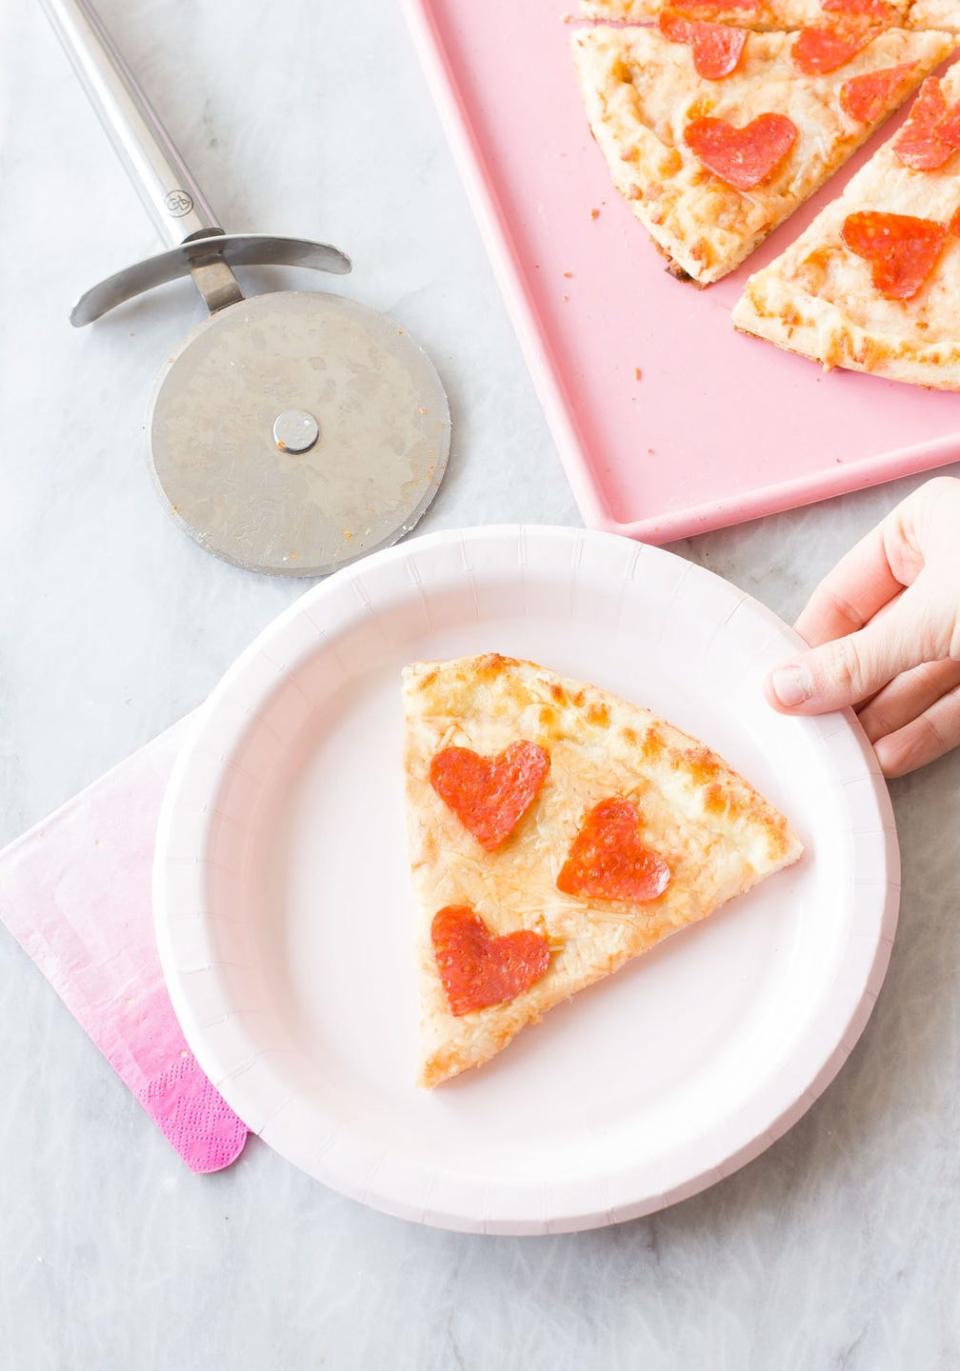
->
[578,0,912,27]
[403,654,803,1087]
[732,67,960,386]
[572,23,951,284]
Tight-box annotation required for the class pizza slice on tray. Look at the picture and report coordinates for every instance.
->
[732,67,960,385]
[572,22,953,284]
[577,0,914,28]
[403,654,803,1087]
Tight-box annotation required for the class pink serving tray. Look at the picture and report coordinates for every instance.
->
[403,0,960,542]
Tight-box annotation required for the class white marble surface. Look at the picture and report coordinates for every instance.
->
[2,0,959,1366]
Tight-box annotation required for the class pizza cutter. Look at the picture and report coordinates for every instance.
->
[41,0,451,576]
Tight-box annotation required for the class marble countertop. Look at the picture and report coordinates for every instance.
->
[2,0,959,1366]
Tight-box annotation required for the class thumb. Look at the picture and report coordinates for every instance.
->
[766,592,927,714]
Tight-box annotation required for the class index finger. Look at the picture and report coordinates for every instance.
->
[794,515,908,648]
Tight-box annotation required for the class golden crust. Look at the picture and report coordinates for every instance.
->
[732,62,960,387]
[571,25,950,285]
[404,654,803,1087]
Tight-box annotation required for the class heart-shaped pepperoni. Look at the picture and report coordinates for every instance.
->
[557,797,671,903]
[842,210,947,300]
[937,102,960,148]
[431,906,552,1016]
[659,13,747,79]
[429,741,550,851]
[840,62,918,124]
[661,13,698,43]
[894,77,960,171]
[684,113,798,190]
[793,25,870,76]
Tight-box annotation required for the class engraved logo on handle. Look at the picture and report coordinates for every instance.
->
[164,189,195,218]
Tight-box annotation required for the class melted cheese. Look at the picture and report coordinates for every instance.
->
[909,0,960,31]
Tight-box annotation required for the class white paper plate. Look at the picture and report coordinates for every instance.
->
[154,526,899,1234]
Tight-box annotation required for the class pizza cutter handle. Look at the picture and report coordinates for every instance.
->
[39,0,221,248]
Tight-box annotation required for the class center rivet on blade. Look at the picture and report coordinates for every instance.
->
[273,409,320,454]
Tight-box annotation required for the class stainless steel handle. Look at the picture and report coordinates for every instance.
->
[39,0,352,326]
[39,0,220,246]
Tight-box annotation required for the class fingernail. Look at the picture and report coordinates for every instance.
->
[770,664,813,707]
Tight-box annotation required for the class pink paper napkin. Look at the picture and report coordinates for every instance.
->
[0,719,249,1173]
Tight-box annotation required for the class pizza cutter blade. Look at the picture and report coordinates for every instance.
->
[41,0,451,577]
[150,291,450,574]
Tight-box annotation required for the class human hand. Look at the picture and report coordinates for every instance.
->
[765,477,960,778]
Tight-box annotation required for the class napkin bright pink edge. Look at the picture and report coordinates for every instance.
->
[0,719,248,1173]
